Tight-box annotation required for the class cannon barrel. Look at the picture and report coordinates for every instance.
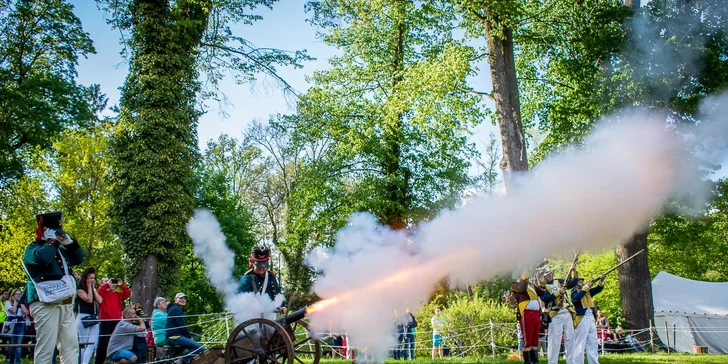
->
[276,307,307,325]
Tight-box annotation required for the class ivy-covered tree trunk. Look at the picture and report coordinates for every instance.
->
[482,6,529,187]
[111,0,208,311]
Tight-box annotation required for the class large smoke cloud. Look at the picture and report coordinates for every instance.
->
[305,103,728,359]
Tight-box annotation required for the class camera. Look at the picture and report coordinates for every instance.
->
[110,278,120,284]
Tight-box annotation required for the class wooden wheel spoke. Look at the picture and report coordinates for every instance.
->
[269,353,282,364]
[293,337,311,347]
[230,354,255,363]
[259,321,268,347]
[269,343,289,353]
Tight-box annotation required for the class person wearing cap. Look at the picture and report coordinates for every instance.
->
[571,274,606,364]
[237,246,287,314]
[537,260,578,364]
[166,293,203,363]
[19,211,85,364]
[511,268,546,364]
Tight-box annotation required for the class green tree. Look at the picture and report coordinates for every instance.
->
[302,0,484,229]
[197,135,259,277]
[0,0,98,183]
[104,0,310,310]
[42,124,120,273]
[0,123,121,285]
[0,174,50,287]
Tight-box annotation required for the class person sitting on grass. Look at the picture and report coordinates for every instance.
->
[107,307,147,363]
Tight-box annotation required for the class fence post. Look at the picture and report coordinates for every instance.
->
[649,320,654,353]
[225,313,231,339]
[664,321,670,355]
[489,320,496,359]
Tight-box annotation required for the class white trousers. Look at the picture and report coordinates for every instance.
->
[76,313,99,364]
[30,301,79,364]
[573,310,599,364]
[547,309,575,364]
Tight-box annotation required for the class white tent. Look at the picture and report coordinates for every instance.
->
[652,271,728,354]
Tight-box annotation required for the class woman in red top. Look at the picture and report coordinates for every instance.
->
[94,278,131,364]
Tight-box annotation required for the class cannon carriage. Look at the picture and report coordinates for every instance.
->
[190,307,321,364]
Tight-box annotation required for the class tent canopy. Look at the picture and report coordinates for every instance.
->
[652,271,728,354]
[652,271,728,317]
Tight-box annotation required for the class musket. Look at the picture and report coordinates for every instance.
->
[590,249,645,284]
[565,249,581,282]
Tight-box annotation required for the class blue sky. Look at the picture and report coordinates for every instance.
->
[71,0,497,157]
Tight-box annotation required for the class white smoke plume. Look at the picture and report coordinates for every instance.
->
[306,108,728,359]
[186,209,283,323]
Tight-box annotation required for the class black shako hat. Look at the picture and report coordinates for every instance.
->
[35,211,63,229]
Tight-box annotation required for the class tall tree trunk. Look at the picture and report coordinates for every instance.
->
[383,1,409,230]
[617,231,653,333]
[616,0,653,337]
[482,7,529,188]
[132,255,161,312]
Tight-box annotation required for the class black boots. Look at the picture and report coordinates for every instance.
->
[530,350,540,364]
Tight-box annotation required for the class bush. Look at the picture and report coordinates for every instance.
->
[414,294,517,358]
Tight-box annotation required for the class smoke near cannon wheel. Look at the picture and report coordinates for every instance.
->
[186,209,284,324]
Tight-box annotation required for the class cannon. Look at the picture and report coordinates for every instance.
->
[221,307,321,364]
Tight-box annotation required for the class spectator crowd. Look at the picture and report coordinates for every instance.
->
[1,212,203,364]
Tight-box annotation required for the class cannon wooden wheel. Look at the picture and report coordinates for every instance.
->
[225,318,295,364]
[287,320,321,364]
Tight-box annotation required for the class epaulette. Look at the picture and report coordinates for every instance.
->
[267,270,275,276]
[244,269,253,275]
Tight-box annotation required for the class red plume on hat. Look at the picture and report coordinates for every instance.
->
[35,211,63,241]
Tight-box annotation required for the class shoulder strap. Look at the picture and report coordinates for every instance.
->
[21,248,69,285]
[262,271,270,295]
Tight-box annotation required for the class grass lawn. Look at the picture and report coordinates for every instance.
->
[317,353,727,363]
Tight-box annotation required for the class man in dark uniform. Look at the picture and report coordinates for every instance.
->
[20,211,85,364]
[237,246,287,314]
[512,268,546,364]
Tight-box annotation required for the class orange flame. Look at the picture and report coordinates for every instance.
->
[305,249,473,315]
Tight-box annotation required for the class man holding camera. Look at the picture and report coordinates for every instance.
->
[107,307,147,363]
[95,277,131,364]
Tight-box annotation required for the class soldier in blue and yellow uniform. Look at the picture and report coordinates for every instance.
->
[512,269,546,364]
[571,274,605,364]
[237,246,287,314]
[537,260,578,364]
